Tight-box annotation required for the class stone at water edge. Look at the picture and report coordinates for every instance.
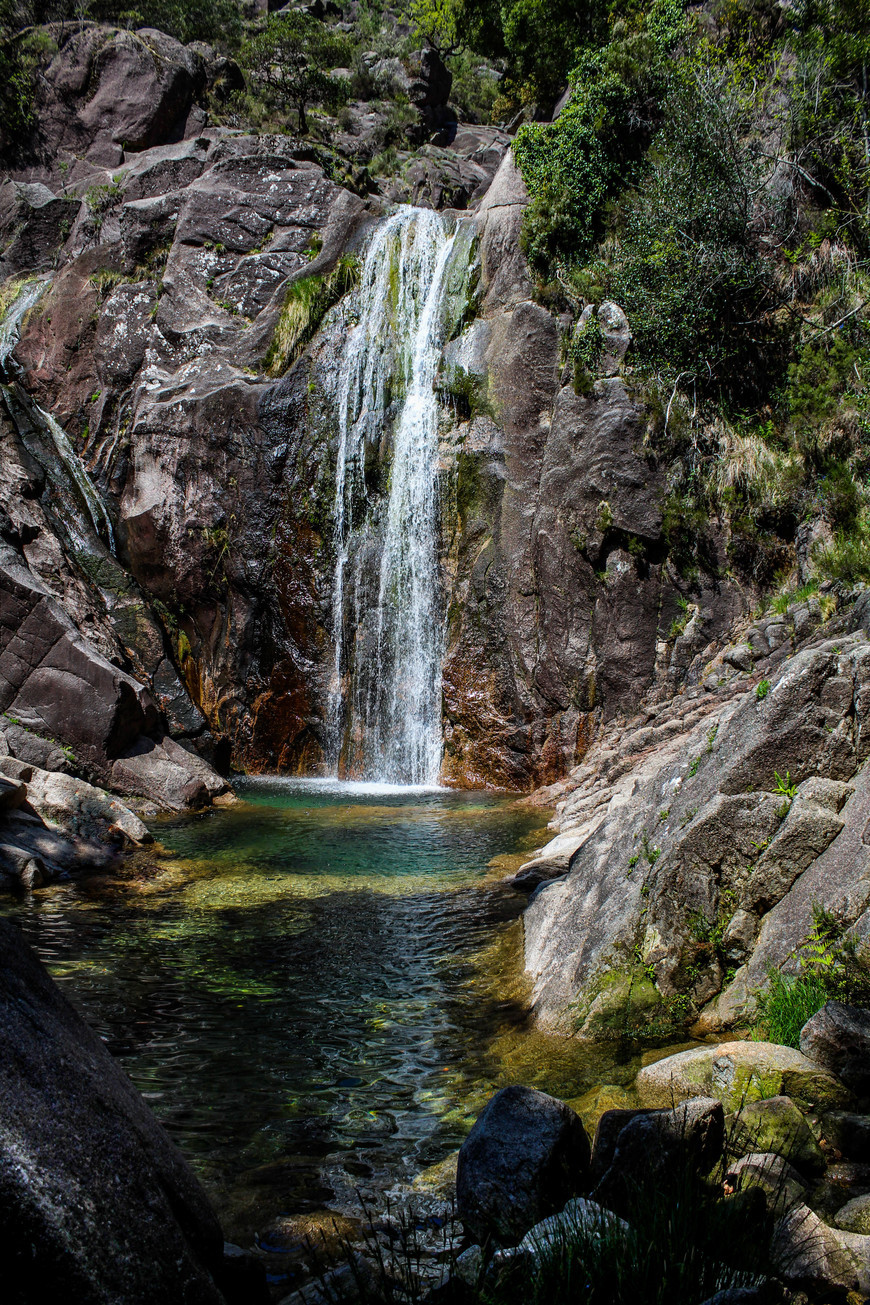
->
[455,1085,591,1247]
[591,1097,725,1217]
[0,915,235,1305]
[635,1041,849,1112]
[799,1001,870,1096]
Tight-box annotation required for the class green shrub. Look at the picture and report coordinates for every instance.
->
[513,0,686,268]
[813,512,870,583]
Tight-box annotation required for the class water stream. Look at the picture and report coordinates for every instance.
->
[331,208,466,785]
[0,781,643,1268]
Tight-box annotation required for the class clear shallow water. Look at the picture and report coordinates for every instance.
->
[1,780,642,1245]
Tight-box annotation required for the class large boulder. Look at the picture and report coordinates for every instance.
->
[456,1086,591,1246]
[799,1002,870,1096]
[0,545,158,770]
[0,916,228,1303]
[33,25,206,164]
[636,1042,849,1112]
[591,1098,724,1217]
[728,1096,825,1175]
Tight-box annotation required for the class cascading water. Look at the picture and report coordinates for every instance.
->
[330,207,466,785]
[0,277,115,551]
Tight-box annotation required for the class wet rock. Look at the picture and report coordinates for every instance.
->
[0,915,227,1302]
[456,1086,591,1246]
[727,1097,825,1175]
[800,1002,870,1097]
[591,1098,724,1216]
[636,1042,849,1112]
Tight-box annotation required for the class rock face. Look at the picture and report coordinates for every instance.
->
[0,916,228,1303]
[456,1085,591,1246]
[1,41,747,797]
[522,604,870,1030]
[800,1002,870,1096]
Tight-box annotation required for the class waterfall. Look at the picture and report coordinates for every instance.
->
[330,207,463,785]
[0,277,115,552]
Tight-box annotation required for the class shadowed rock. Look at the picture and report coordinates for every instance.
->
[0,916,229,1304]
[456,1086,591,1246]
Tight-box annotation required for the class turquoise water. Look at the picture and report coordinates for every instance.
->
[2,779,640,1248]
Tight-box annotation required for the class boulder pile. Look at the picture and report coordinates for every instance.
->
[439,1002,870,1303]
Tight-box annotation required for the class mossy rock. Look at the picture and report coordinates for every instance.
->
[636,1041,850,1112]
[579,967,663,1037]
[835,1193,870,1235]
[728,1096,825,1175]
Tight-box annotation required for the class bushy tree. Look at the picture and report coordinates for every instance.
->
[241,10,351,134]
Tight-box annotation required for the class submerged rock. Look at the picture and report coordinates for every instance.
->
[456,1085,591,1246]
[0,916,229,1303]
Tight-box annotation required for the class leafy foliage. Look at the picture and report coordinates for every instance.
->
[754,905,870,1046]
[241,10,352,134]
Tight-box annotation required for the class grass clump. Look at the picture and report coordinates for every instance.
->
[264,255,360,377]
[754,905,870,1047]
[482,1147,774,1305]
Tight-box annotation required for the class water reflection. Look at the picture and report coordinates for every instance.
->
[1,781,642,1243]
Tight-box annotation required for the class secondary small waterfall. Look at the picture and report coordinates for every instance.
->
[0,277,115,552]
[330,207,465,785]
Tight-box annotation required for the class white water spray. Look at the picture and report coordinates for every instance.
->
[331,207,462,785]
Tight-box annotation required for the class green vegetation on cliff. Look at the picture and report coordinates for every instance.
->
[499,0,870,588]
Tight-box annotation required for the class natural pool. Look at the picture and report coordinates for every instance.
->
[2,779,645,1248]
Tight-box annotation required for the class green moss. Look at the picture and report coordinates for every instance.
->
[263,255,360,376]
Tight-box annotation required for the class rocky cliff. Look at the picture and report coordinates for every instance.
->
[519,589,870,1035]
[1,21,756,805]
